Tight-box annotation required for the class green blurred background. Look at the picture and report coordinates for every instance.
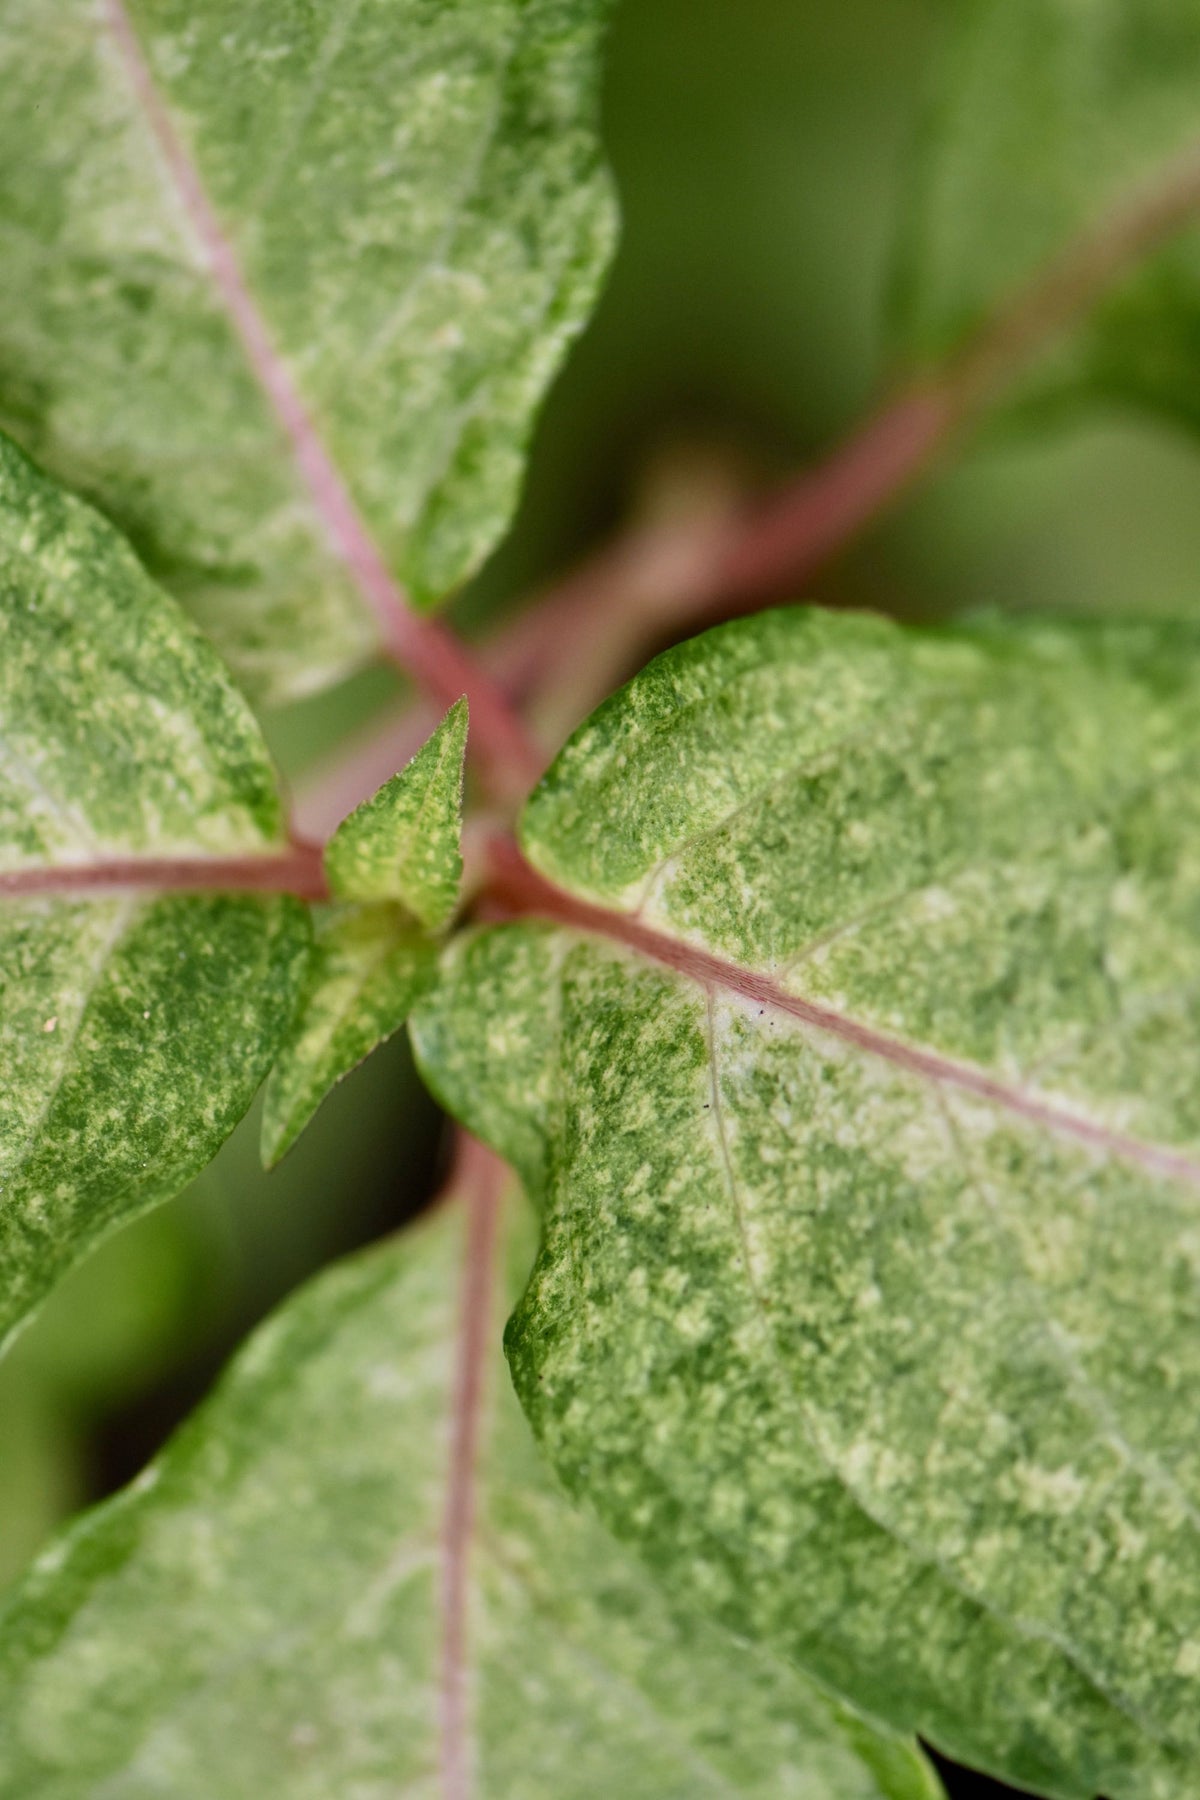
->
[5,8,1200,1784]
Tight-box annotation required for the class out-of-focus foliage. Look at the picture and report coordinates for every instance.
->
[894,0,1200,433]
[0,1198,946,1800]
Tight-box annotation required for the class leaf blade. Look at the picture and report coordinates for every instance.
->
[0,1191,944,1800]
[0,429,310,1347]
[413,607,1200,1798]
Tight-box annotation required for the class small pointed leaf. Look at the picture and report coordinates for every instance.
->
[0,1192,945,1800]
[412,607,1200,1800]
[260,904,437,1169]
[0,430,309,1351]
[324,699,468,925]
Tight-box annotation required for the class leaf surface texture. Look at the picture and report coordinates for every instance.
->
[0,0,616,697]
[894,0,1200,429]
[325,699,467,925]
[412,607,1200,1798]
[0,1195,944,1800]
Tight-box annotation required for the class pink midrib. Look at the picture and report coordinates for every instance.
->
[485,837,1200,1193]
[439,1137,504,1800]
[101,0,540,798]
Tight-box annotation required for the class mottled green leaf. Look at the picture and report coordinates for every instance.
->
[263,697,469,1167]
[893,0,1200,431]
[260,905,437,1169]
[412,607,1200,1799]
[0,429,309,1350]
[0,0,616,699]
[325,699,467,925]
[0,1191,944,1800]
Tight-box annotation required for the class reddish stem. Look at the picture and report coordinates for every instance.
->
[492,132,1200,738]
[439,1133,505,1800]
[0,845,329,902]
[713,387,953,601]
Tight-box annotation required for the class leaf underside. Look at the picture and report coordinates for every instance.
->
[0,429,309,1350]
[411,606,1200,1800]
[0,1195,944,1800]
[894,0,1200,431]
[0,0,617,699]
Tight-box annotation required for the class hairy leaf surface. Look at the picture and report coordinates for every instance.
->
[0,1193,944,1800]
[412,608,1200,1798]
[0,0,616,698]
[260,905,437,1169]
[0,431,309,1349]
[893,0,1200,430]
[325,699,467,926]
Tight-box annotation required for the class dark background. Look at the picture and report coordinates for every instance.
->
[3,3,1185,1791]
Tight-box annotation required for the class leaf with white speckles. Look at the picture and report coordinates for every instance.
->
[412,607,1200,1799]
[0,429,309,1350]
[325,699,467,925]
[0,0,617,699]
[0,1187,946,1800]
[260,904,437,1169]
[893,0,1200,431]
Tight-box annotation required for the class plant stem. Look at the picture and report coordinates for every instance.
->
[478,834,1200,1191]
[0,846,330,902]
[438,1131,505,1800]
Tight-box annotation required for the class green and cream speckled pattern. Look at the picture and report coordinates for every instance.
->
[262,701,473,1166]
[260,904,437,1169]
[0,431,283,869]
[0,429,309,1349]
[893,0,1200,429]
[325,699,468,927]
[411,608,1200,1798]
[0,892,308,1353]
[0,0,616,699]
[0,1197,946,1800]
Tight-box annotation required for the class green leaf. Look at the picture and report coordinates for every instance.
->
[260,904,437,1169]
[0,429,309,1350]
[0,0,616,701]
[264,698,470,1168]
[892,0,1200,431]
[411,607,1200,1799]
[325,698,468,925]
[0,1188,944,1800]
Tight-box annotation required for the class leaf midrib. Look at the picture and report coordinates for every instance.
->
[490,839,1200,1192]
[695,994,1180,1772]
